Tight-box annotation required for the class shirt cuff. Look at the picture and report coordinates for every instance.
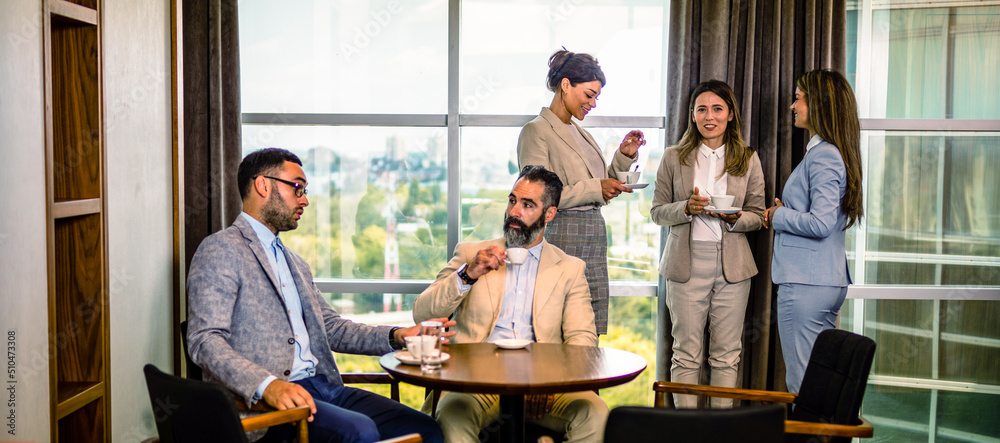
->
[455,263,473,292]
[253,375,278,404]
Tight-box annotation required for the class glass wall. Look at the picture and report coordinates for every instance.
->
[847,1,1000,441]
[239,0,668,410]
[237,1,1000,435]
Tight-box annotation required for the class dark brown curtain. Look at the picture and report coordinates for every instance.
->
[182,0,243,272]
[656,0,847,399]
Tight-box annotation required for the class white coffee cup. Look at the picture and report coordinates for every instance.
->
[710,195,736,210]
[621,171,641,184]
[404,335,439,358]
[506,247,529,265]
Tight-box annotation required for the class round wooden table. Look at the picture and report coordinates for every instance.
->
[379,342,647,443]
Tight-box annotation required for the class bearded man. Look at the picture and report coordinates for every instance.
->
[187,148,447,443]
[413,165,606,443]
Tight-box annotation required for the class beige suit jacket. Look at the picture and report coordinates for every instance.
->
[650,146,766,283]
[413,238,598,347]
[517,107,636,209]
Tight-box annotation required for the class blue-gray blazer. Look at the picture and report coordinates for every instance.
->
[187,215,396,407]
[771,140,852,287]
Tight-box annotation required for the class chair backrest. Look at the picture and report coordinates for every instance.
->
[604,405,786,443]
[143,363,248,443]
[790,329,876,442]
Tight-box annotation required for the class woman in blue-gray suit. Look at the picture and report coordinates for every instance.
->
[764,69,864,393]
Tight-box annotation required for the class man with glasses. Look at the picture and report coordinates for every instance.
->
[187,148,446,443]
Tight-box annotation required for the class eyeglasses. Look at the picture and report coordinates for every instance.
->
[262,176,308,198]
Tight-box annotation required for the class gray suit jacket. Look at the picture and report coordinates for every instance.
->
[771,140,851,286]
[517,107,636,209]
[187,215,396,407]
[413,238,597,347]
[650,146,766,283]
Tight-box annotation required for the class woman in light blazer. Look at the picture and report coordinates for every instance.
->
[764,69,864,394]
[517,48,646,335]
[650,80,765,408]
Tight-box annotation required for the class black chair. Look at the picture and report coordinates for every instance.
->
[654,329,877,442]
[143,364,423,443]
[143,363,310,443]
[604,404,786,443]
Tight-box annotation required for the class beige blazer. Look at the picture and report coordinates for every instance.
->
[650,146,766,283]
[517,107,636,209]
[413,238,598,347]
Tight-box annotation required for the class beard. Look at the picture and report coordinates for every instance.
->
[503,212,546,247]
[261,190,300,232]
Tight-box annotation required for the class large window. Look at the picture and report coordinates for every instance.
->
[240,0,667,295]
[239,0,667,408]
[238,1,1000,434]
[846,1,1000,440]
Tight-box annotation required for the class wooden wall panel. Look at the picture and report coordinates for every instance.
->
[51,23,100,201]
[57,397,105,443]
[53,214,104,384]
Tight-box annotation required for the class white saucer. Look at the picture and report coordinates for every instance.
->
[394,350,451,365]
[492,338,532,349]
[705,205,740,215]
[623,183,648,190]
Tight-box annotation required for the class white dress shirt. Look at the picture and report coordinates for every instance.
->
[242,213,319,402]
[692,144,729,242]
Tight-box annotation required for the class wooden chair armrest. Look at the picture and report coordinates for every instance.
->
[235,397,276,412]
[241,404,311,432]
[785,416,874,438]
[343,372,401,402]
[377,433,423,443]
[653,381,798,405]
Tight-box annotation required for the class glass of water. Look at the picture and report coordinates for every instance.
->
[418,320,443,373]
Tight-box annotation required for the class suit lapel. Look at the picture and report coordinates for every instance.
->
[726,166,748,207]
[482,259,506,334]
[532,241,558,319]
[541,108,602,179]
[679,150,696,198]
[470,238,503,330]
[235,217,284,299]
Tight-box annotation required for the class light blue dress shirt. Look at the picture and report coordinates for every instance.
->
[456,242,543,342]
[242,213,319,401]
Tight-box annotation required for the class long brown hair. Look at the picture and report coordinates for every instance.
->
[796,69,864,229]
[675,80,753,177]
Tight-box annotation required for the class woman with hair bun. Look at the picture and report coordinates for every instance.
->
[517,48,646,336]
[765,69,864,394]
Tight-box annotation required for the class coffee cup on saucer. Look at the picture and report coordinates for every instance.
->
[710,195,736,210]
[621,171,641,185]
